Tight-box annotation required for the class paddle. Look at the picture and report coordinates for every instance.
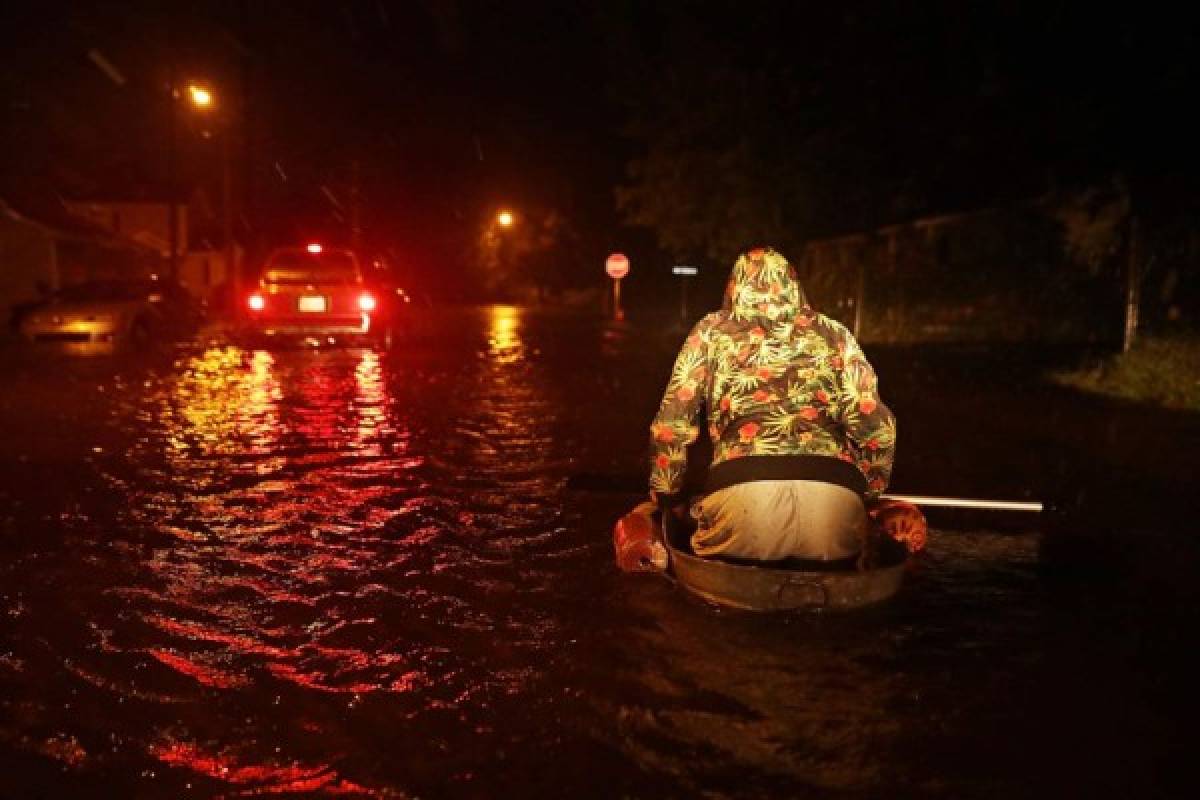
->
[566,473,1046,514]
[879,494,1043,513]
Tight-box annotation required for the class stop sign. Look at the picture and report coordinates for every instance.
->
[606,253,630,279]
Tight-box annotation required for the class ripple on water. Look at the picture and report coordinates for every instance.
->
[8,312,1181,798]
[24,326,587,791]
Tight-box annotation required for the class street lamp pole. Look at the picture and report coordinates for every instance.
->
[490,209,516,297]
[183,83,237,309]
[167,71,178,280]
[223,129,235,308]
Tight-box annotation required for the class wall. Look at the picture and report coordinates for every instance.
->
[796,206,1125,344]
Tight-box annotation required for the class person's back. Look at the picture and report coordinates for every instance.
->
[649,247,896,562]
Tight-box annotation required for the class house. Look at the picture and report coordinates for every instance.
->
[0,197,162,329]
[795,204,1112,343]
[64,197,234,302]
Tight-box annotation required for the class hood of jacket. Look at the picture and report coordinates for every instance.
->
[721,247,808,330]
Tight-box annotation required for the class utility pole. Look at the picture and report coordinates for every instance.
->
[167,63,178,280]
[1123,216,1141,353]
[853,258,866,339]
[350,160,362,251]
[223,126,235,307]
[240,0,256,279]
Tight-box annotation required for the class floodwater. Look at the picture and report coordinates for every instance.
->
[1,307,1197,798]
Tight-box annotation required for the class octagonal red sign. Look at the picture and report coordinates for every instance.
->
[605,253,630,279]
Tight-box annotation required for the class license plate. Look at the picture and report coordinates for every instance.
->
[298,296,327,312]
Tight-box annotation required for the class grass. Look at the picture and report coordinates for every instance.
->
[1053,333,1200,411]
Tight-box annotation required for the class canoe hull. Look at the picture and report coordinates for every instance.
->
[667,541,907,612]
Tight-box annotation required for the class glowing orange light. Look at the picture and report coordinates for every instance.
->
[187,84,213,109]
[247,293,265,311]
[497,210,514,227]
[357,293,376,312]
[488,304,523,362]
[306,243,323,254]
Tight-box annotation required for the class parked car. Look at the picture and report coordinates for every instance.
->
[242,244,394,347]
[16,278,204,351]
[362,265,413,344]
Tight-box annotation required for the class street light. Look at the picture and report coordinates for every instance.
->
[172,82,235,309]
[187,84,213,109]
[486,209,517,298]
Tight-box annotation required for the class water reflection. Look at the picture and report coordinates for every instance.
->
[354,350,385,455]
[155,346,281,459]
[150,741,379,796]
[244,350,283,455]
[98,345,437,790]
[436,305,558,486]
[487,304,523,362]
[2,310,1194,797]
[65,327,595,794]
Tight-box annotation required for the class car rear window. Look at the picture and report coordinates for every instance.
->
[262,249,361,285]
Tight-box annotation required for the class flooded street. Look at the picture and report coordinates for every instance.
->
[1,307,1197,798]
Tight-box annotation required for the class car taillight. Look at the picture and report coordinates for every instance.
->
[248,293,265,311]
[358,293,377,312]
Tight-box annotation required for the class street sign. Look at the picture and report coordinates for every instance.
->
[605,253,629,321]
[672,266,697,322]
[605,253,630,280]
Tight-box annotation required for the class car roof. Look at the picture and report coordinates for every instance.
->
[265,246,358,259]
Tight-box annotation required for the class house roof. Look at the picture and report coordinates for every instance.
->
[0,195,157,252]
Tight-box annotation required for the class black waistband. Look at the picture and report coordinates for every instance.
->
[705,454,867,497]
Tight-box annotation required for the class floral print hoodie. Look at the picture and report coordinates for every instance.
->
[649,247,896,502]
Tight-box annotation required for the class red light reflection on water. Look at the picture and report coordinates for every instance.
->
[144,614,292,658]
[147,648,252,689]
[126,345,420,702]
[355,350,386,452]
[150,741,380,796]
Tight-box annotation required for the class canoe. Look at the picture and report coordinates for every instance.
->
[665,531,907,612]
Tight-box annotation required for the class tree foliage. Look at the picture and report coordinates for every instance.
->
[1049,178,1131,277]
[474,208,581,298]
[609,3,1200,270]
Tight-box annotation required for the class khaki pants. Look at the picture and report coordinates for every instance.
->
[691,480,867,562]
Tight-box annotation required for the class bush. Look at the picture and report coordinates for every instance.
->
[1053,334,1200,410]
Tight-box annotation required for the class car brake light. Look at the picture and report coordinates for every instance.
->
[307,243,323,254]
[358,293,377,312]
[248,293,265,311]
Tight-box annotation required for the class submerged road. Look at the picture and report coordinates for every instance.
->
[1,306,1197,798]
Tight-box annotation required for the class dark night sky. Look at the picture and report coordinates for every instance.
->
[4,2,1199,298]
[2,2,632,287]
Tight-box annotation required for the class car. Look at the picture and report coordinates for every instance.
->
[16,278,204,352]
[242,244,391,347]
[361,261,414,345]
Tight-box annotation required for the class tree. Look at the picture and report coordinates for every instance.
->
[608,2,1200,272]
[609,6,938,262]
[1050,178,1131,278]
[474,207,581,300]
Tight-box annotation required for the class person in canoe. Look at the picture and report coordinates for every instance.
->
[646,246,899,566]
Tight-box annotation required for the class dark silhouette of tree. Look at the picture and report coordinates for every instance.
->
[608,2,1200,277]
[474,207,582,300]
